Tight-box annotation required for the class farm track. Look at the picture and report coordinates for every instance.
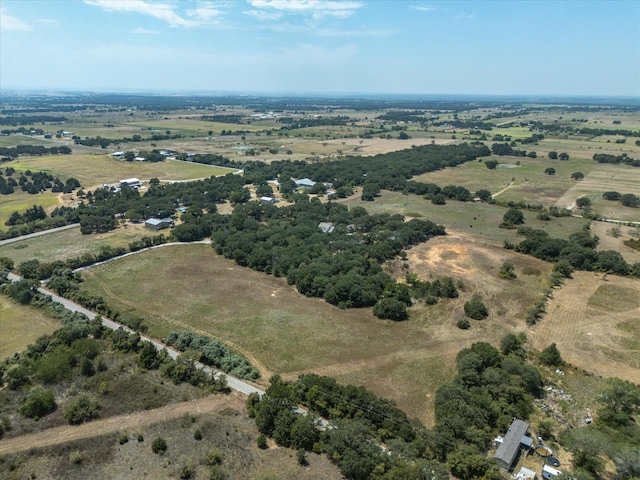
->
[0,393,245,456]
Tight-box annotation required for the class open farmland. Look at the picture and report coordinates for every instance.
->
[0,296,61,359]
[0,190,60,227]
[340,189,590,245]
[0,224,163,264]
[530,271,640,384]
[5,155,237,189]
[79,242,553,424]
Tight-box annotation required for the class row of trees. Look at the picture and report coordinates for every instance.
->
[0,144,71,160]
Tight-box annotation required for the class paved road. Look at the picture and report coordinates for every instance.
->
[6,272,265,398]
[0,223,80,247]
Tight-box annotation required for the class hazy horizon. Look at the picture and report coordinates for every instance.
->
[1,1,639,97]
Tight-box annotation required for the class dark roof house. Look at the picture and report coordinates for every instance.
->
[494,419,529,471]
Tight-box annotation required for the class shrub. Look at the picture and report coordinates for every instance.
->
[64,394,100,425]
[119,434,129,445]
[373,297,408,321]
[456,318,470,329]
[69,451,82,464]
[137,433,144,442]
[539,343,564,366]
[18,386,56,419]
[498,261,517,279]
[204,448,223,466]
[257,434,268,449]
[464,293,488,320]
[297,448,308,466]
[194,428,203,441]
[152,436,167,454]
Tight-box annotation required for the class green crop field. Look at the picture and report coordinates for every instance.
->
[0,296,61,359]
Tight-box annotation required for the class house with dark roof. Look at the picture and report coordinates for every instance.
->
[494,419,530,471]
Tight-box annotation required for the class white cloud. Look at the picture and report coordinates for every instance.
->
[409,5,437,12]
[244,9,283,21]
[454,14,475,20]
[0,8,32,31]
[37,19,59,26]
[186,2,225,23]
[84,0,199,27]
[247,0,364,19]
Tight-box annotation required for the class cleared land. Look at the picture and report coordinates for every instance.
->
[79,242,552,425]
[0,296,61,359]
[5,155,236,188]
[0,223,162,264]
[531,271,640,384]
[0,392,343,480]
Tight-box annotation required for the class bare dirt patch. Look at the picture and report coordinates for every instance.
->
[589,221,640,264]
[322,136,454,156]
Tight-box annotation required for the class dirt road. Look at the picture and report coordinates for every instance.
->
[0,393,245,456]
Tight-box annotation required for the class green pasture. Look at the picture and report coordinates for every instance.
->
[341,190,589,245]
[0,191,60,227]
[0,225,163,264]
[413,155,596,206]
[0,295,61,360]
[5,155,236,187]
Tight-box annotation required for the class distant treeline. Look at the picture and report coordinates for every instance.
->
[0,115,68,126]
[277,116,351,128]
[199,114,244,124]
[75,133,183,148]
[593,153,640,167]
[0,144,72,159]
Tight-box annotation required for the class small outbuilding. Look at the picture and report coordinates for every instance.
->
[542,465,561,480]
[294,178,316,189]
[260,196,277,204]
[119,177,141,189]
[318,222,335,234]
[515,466,537,480]
[494,419,530,471]
[144,218,174,230]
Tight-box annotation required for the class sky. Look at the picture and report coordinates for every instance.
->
[1,0,639,97]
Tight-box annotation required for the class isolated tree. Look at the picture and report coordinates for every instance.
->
[603,191,621,201]
[539,343,563,366]
[373,298,408,321]
[559,152,570,160]
[124,151,136,162]
[464,293,488,320]
[576,197,591,209]
[499,261,517,279]
[571,171,584,180]
[485,159,498,169]
[502,207,525,226]
[544,167,556,175]
[548,151,558,159]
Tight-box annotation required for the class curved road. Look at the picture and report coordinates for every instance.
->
[6,272,264,398]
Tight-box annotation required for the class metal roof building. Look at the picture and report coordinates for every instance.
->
[494,419,529,471]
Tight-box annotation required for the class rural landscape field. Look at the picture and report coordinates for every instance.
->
[1,0,639,479]
[1,91,638,480]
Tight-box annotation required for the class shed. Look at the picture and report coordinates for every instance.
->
[295,178,316,189]
[260,196,277,204]
[494,419,529,471]
[144,218,174,230]
[515,466,537,480]
[542,465,561,480]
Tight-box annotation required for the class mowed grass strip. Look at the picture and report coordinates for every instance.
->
[0,296,61,360]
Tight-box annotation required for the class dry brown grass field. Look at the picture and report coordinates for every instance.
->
[79,241,553,425]
[530,271,640,384]
[0,392,343,480]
